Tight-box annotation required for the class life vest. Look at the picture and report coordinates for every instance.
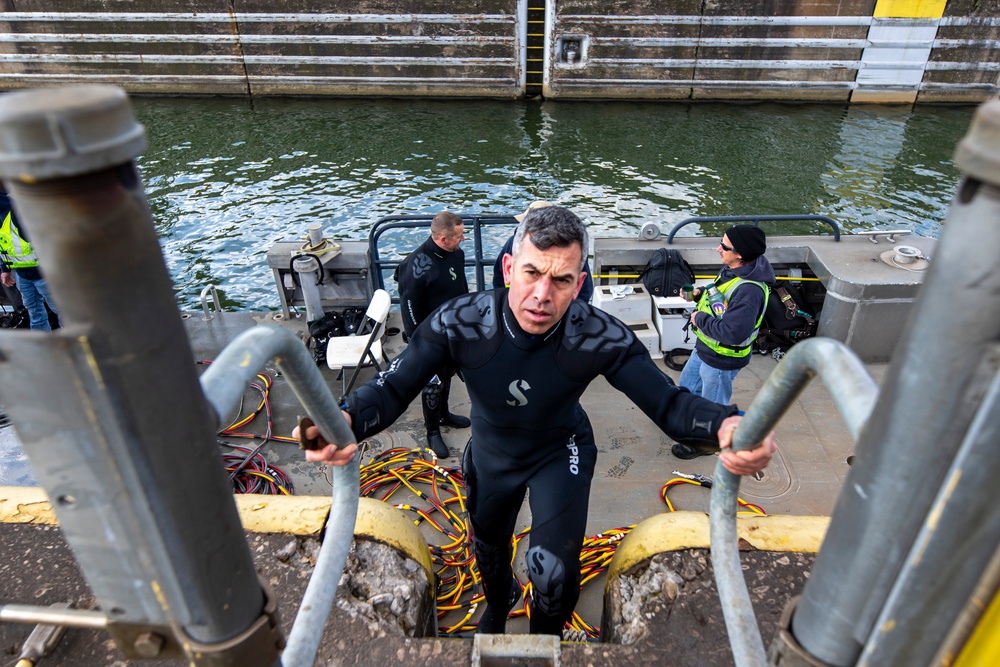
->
[693,274,769,358]
[0,213,39,269]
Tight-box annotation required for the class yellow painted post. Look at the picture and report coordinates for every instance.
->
[952,589,1000,667]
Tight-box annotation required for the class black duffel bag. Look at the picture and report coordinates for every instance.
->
[640,248,695,298]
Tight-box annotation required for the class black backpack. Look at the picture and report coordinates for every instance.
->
[640,248,695,298]
[754,284,818,358]
[0,306,29,329]
[307,310,345,365]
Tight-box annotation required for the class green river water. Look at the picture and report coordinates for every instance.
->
[132,97,975,311]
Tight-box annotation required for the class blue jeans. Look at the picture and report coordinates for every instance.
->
[678,348,741,406]
[15,272,59,331]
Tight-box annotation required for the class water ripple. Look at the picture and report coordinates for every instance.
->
[132,98,972,310]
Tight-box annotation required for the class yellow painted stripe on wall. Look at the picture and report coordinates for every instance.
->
[0,486,58,525]
[873,0,948,19]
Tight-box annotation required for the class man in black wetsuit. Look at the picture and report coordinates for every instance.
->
[303,205,776,636]
[395,210,471,458]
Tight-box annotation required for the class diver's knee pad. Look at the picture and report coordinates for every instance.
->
[526,546,576,618]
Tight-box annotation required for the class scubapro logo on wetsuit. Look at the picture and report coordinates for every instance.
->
[506,379,530,407]
[566,436,579,475]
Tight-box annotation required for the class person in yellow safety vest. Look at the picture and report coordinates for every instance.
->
[674,225,773,460]
[0,189,60,331]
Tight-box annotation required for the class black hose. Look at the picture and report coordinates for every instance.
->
[664,348,691,371]
[289,252,326,287]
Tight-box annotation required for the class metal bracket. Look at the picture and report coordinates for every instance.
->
[856,230,911,244]
[173,575,283,666]
[471,633,560,667]
[767,597,837,667]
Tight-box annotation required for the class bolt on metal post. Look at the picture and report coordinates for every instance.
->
[0,86,277,664]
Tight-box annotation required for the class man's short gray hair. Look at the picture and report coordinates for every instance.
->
[431,211,463,238]
[511,205,588,272]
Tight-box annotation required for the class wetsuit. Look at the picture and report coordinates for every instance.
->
[344,289,735,633]
[396,235,468,338]
[395,235,470,444]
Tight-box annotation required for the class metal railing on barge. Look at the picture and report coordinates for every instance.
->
[368,213,518,298]
[366,212,842,302]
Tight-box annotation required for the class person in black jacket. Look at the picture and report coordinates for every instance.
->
[492,201,593,302]
[0,188,59,331]
[302,205,776,636]
[674,225,774,459]
[395,211,470,458]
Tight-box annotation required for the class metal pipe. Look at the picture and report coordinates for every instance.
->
[0,85,266,648]
[198,325,360,667]
[857,362,1000,665]
[710,471,767,667]
[0,605,109,630]
[282,462,360,667]
[292,254,325,322]
[710,337,877,667]
[666,214,841,243]
[734,336,877,442]
[199,325,355,448]
[791,101,1000,666]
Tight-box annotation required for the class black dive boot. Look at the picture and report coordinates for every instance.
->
[422,378,450,458]
[477,578,521,634]
[475,537,521,634]
[528,608,569,636]
[438,374,471,428]
[671,443,714,460]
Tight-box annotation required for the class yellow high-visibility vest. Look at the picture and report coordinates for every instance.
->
[0,213,39,269]
[693,275,769,358]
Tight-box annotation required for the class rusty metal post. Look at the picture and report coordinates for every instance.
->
[0,85,279,664]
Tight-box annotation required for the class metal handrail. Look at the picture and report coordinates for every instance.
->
[666,214,841,243]
[199,326,359,667]
[711,337,878,667]
[200,284,222,321]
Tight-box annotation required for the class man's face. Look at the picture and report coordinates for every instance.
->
[502,234,585,334]
[719,234,741,268]
[438,224,465,252]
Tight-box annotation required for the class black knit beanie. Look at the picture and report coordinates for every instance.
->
[726,225,766,262]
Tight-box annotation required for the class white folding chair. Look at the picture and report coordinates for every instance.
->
[326,289,392,398]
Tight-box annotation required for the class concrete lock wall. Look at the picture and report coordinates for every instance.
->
[0,0,996,102]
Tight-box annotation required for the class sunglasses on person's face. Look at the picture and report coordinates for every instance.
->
[720,240,734,252]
